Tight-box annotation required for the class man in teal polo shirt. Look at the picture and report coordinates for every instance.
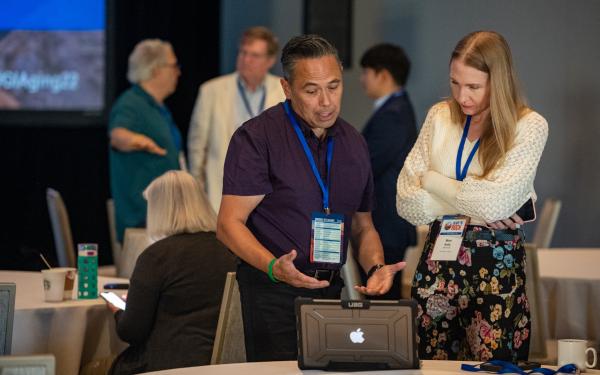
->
[109,39,182,242]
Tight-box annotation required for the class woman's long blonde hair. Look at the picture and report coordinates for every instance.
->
[143,170,216,242]
[448,31,529,178]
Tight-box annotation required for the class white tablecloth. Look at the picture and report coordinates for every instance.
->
[0,271,129,375]
[140,360,600,375]
[538,249,600,342]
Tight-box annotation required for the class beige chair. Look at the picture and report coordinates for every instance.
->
[106,199,122,274]
[46,188,76,268]
[0,283,16,355]
[119,228,150,279]
[526,199,562,362]
[524,243,553,364]
[210,272,246,364]
[0,354,55,375]
[532,198,562,249]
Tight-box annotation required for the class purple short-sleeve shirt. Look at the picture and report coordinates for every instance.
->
[223,101,375,271]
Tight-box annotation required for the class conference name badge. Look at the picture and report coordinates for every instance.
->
[310,212,344,264]
[431,215,469,261]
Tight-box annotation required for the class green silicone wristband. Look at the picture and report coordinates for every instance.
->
[267,258,279,283]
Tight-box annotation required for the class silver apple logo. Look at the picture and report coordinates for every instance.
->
[349,328,365,344]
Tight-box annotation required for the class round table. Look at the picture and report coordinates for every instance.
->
[139,360,600,375]
[0,271,129,375]
[538,249,600,341]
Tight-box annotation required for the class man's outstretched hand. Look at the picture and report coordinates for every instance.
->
[272,250,331,289]
[354,261,406,296]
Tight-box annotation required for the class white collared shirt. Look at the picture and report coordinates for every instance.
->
[235,76,266,128]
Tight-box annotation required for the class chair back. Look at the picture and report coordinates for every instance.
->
[106,199,122,273]
[119,228,150,279]
[524,243,547,360]
[532,198,562,249]
[0,283,16,355]
[0,354,55,375]
[45,188,76,267]
[210,272,246,364]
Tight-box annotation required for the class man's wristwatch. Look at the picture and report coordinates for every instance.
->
[367,263,385,278]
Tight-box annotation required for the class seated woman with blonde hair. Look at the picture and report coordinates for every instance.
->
[108,170,236,374]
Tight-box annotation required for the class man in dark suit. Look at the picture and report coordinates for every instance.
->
[360,43,417,299]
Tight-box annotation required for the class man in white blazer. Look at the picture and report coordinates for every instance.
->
[188,26,286,213]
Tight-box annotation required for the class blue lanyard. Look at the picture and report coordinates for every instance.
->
[456,115,480,181]
[283,101,334,213]
[237,78,266,118]
[461,360,578,375]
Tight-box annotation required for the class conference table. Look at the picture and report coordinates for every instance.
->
[537,248,600,343]
[140,360,600,375]
[0,271,129,375]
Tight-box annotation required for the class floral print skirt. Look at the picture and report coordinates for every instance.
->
[411,222,531,362]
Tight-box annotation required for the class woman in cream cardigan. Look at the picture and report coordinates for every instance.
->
[397,31,547,362]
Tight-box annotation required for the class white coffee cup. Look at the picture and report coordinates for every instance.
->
[558,339,597,371]
[54,267,77,299]
[41,269,67,302]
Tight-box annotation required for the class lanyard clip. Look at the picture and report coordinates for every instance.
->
[324,207,331,215]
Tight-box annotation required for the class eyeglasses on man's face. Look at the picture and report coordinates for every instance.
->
[163,62,181,70]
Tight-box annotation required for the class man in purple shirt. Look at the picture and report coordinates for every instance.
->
[217,34,405,362]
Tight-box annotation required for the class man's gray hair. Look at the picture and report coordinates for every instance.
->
[127,39,172,84]
[281,34,342,81]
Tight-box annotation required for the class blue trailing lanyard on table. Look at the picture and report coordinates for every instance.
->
[237,78,266,118]
[283,101,334,213]
[461,360,578,375]
[456,115,480,181]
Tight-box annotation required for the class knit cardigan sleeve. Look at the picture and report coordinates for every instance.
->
[422,111,549,222]
[396,103,458,225]
[455,112,548,221]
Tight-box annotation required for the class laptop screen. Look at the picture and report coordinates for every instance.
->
[295,298,419,371]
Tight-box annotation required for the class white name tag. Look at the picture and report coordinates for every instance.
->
[431,216,469,261]
[311,212,344,264]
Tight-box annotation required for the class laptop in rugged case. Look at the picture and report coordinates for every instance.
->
[295,298,419,371]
